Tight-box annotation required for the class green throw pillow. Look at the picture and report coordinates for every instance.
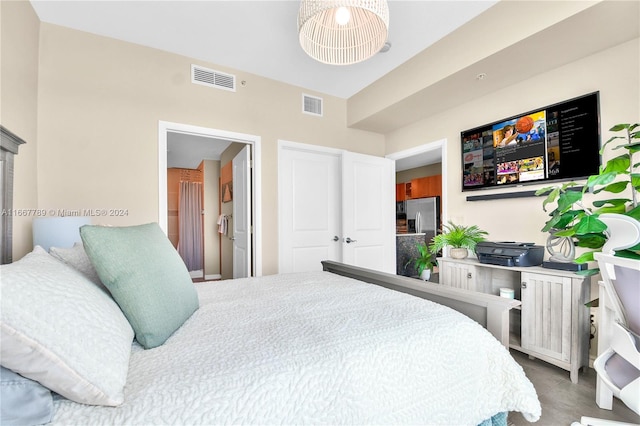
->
[80,223,199,349]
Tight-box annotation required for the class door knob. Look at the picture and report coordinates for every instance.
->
[333,236,340,242]
[345,237,357,243]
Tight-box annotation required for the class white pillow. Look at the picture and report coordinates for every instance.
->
[49,242,107,292]
[0,246,134,406]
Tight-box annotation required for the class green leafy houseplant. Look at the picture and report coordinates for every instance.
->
[536,123,640,275]
[405,242,435,276]
[428,221,489,257]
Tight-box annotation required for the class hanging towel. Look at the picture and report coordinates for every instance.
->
[217,214,228,235]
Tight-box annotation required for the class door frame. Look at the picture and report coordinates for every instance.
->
[385,138,448,226]
[158,121,262,276]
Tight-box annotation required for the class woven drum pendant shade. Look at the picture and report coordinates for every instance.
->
[298,0,389,65]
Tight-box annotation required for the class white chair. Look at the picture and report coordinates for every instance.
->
[593,252,640,415]
[573,214,640,426]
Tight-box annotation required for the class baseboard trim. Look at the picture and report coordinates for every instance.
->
[189,270,204,279]
[205,274,222,281]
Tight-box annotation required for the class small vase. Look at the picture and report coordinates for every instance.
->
[420,269,431,281]
[449,248,468,259]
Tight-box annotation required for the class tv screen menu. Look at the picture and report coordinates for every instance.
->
[461,92,600,191]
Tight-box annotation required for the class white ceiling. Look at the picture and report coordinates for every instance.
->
[29,0,499,170]
[29,0,497,99]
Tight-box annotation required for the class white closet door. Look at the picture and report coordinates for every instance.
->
[278,146,342,273]
[341,151,396,273]
[278,147,342,273]
[278,142,395,274]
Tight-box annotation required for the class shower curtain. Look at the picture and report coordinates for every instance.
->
[177,181,203,272]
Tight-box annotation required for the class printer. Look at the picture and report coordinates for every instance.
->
[475,241,544,267]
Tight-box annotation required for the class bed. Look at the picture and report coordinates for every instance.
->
[1,223,541,425]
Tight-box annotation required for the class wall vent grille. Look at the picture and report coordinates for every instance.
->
[191,64,236,92]
[302,94,323,116]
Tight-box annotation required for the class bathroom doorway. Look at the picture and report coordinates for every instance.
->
[158,121,263,278]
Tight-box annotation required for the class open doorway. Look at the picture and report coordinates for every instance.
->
[158,121,263,278]
[386,139,447,278]
[386,138,448,224]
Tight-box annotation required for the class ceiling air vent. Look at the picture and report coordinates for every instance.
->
[302,94,323,117]
[191,64,236,92]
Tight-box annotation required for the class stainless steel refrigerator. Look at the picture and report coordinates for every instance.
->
[405,196,440,239]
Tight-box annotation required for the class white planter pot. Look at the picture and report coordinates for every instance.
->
[420,269,431,281]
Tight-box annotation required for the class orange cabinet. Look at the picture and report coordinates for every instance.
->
[408,175,441,199]
[396,183,406,202]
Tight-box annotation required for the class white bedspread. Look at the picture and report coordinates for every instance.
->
[51,271,541,425]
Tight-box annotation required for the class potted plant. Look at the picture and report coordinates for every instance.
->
[428,221,489,259]
[536,123,640,275]
[405,242,435,280]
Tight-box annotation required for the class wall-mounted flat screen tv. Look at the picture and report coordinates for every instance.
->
[461,92,600,192]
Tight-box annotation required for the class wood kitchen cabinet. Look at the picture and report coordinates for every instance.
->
[437,257,590,383]
[408,175,442,199]
[396,183,406,202]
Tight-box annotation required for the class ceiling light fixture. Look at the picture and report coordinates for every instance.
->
[298,0,390,66]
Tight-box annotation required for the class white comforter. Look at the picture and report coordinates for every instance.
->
[52,271,541,425]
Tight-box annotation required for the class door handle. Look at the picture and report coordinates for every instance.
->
[345,237,357,244]
[333,235,340,242]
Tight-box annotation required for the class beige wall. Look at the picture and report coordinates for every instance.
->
[1,0,40,260]
[386,38,639,252]
[33,23,385,275]
[202,160,220,278]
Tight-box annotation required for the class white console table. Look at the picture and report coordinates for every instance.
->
[438,257,591,384]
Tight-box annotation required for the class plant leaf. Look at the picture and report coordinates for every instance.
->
[574,251,595,264]
[593,181,628,195]
[626,205,640,221]
[586,172,617,190]
[575,233,607,248]
[609,124,630,132]
[535,186,556,196]
[602,155,630,174]
[553,228,576,237]
[592,198,629,207]
[553,211,580,230]
[585,298,600,308]
[595,204,628,214]
[556,190,582,212]
[574,215,607,235]
[541,188,560,212]
[614,249,640,261]
[576,268,601,277]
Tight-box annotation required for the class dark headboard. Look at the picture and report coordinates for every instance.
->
[1,125,26,264]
